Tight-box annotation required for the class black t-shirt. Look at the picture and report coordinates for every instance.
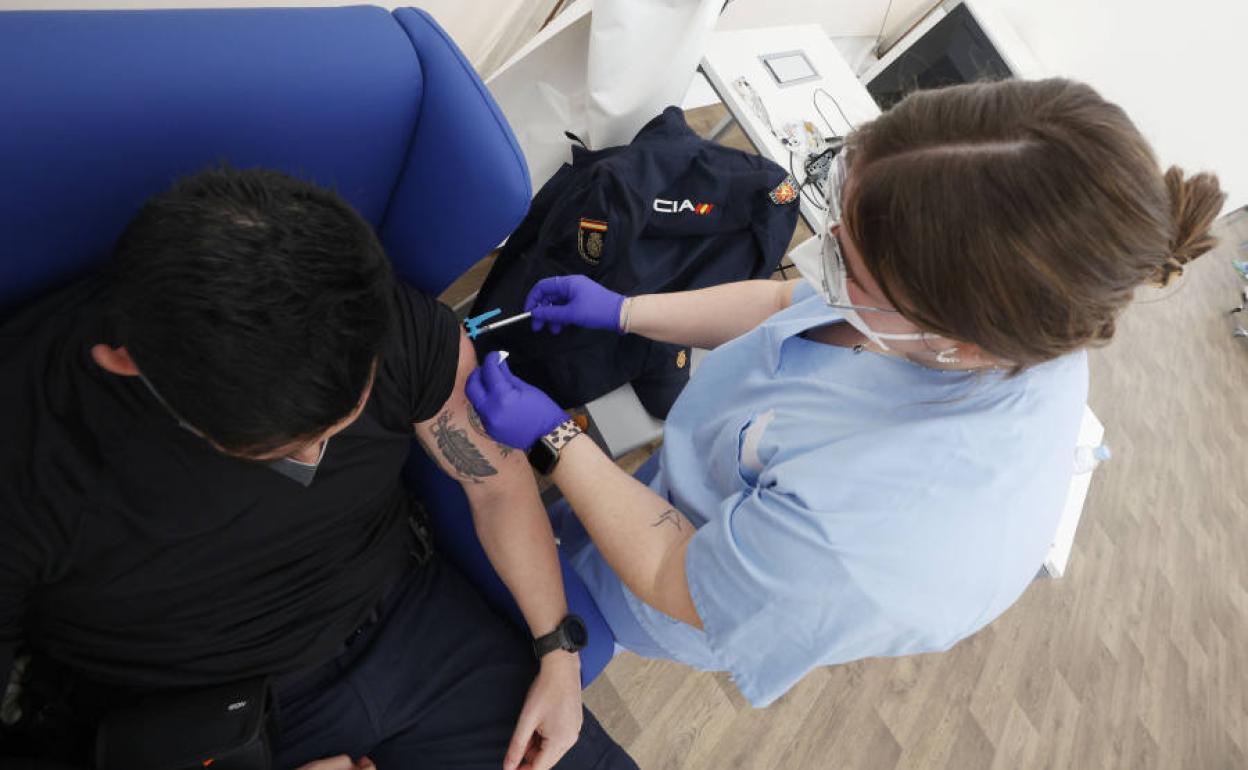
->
[0,278,460,691]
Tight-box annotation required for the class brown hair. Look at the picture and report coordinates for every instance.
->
[841,78,1226,369]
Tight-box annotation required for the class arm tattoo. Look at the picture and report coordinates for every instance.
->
[432,411,497,483]
[467,403,513,458]
[651,508,684,532]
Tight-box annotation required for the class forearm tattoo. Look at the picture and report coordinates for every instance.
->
[467,403,513,458]
[432,411,497,483]
[652,508,684,532]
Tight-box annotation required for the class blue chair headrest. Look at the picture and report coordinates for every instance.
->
[0,6,423,311]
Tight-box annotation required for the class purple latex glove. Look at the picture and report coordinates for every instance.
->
[523,275,626,334]
[466,351,568,450]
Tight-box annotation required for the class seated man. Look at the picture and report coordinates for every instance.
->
[0,168,636,770]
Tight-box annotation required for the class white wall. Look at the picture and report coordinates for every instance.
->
[720,0,1246,210]
[717,0,931,41]
[984,0,1247,211]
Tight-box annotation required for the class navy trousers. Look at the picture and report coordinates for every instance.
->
[272,555,636,770]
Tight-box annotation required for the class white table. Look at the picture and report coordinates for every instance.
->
[699,24,881,232]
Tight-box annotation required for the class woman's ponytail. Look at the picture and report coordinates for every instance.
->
[843,79,1229,366]
[1158,166,1226,286]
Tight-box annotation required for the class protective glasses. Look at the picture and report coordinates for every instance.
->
[818,149,900,317]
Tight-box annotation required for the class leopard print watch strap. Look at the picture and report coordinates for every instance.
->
[544,418,583,452]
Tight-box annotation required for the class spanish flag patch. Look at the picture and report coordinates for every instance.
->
[577,218,608,264]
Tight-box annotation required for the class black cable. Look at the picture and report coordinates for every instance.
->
[788,149,828,213]
[813,88,856,137]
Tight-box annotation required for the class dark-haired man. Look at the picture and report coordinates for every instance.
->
[0,168,635,770]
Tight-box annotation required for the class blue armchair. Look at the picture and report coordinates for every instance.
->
[0,5,613,686]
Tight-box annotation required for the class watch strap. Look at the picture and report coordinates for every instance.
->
[532,614,587,658]
[532,627,566,658]
[543,418,583,452]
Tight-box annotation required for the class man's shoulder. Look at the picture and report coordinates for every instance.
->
[2,278,106,373]
[3,275,106,331]
[370,280,461,428]
[0,277,106,464]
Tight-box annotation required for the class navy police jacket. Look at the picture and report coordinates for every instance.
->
[471,107,799,418]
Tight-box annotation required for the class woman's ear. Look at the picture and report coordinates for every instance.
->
[90,344,141,377]
[949,342,1009,370]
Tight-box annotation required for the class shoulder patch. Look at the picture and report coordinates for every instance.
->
[578,218,608,265]
[768,175,799,205]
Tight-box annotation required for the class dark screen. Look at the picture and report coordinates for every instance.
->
[866,3,1014,111]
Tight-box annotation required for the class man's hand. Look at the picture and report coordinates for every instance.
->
[504,652,584,770]
[296,755,374,770]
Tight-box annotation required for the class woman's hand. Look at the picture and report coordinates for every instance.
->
[524,276,626,334]
[466,352,567,450]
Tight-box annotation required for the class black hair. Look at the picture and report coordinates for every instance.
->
[109,166,395,455]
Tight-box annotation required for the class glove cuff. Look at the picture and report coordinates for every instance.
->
[617,295,633,334]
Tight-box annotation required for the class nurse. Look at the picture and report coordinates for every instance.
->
[466,78,1224,707]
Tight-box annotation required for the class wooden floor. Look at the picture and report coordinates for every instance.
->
[445,106,1248,768]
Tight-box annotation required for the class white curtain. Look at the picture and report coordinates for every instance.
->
[584,0,722,148]
[487,0,722,192]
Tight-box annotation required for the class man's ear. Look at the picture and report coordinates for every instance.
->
[90,344,141,377]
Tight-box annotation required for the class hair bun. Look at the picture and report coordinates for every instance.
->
[1157,166,1226,285]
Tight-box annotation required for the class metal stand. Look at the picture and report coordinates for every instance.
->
[1232,284,1248,338]
[706,112,736,142]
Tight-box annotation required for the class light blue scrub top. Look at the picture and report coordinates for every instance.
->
[564,281,1088,707]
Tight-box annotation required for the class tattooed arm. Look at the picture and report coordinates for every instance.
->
[414,330,582,770]
[414,330,571,636]
[548,435,702,629]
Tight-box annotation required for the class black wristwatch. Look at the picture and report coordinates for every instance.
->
[533,614,589,659]
[527,418,583,475]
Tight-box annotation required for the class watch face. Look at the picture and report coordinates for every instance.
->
[563,615,588,650]
[527,439,559,475]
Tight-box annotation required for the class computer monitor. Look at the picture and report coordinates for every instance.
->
[864,0,1040,110]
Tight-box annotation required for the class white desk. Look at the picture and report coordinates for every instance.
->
[699,24,880,232]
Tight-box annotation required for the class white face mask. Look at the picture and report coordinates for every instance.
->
[789,232,933,352]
